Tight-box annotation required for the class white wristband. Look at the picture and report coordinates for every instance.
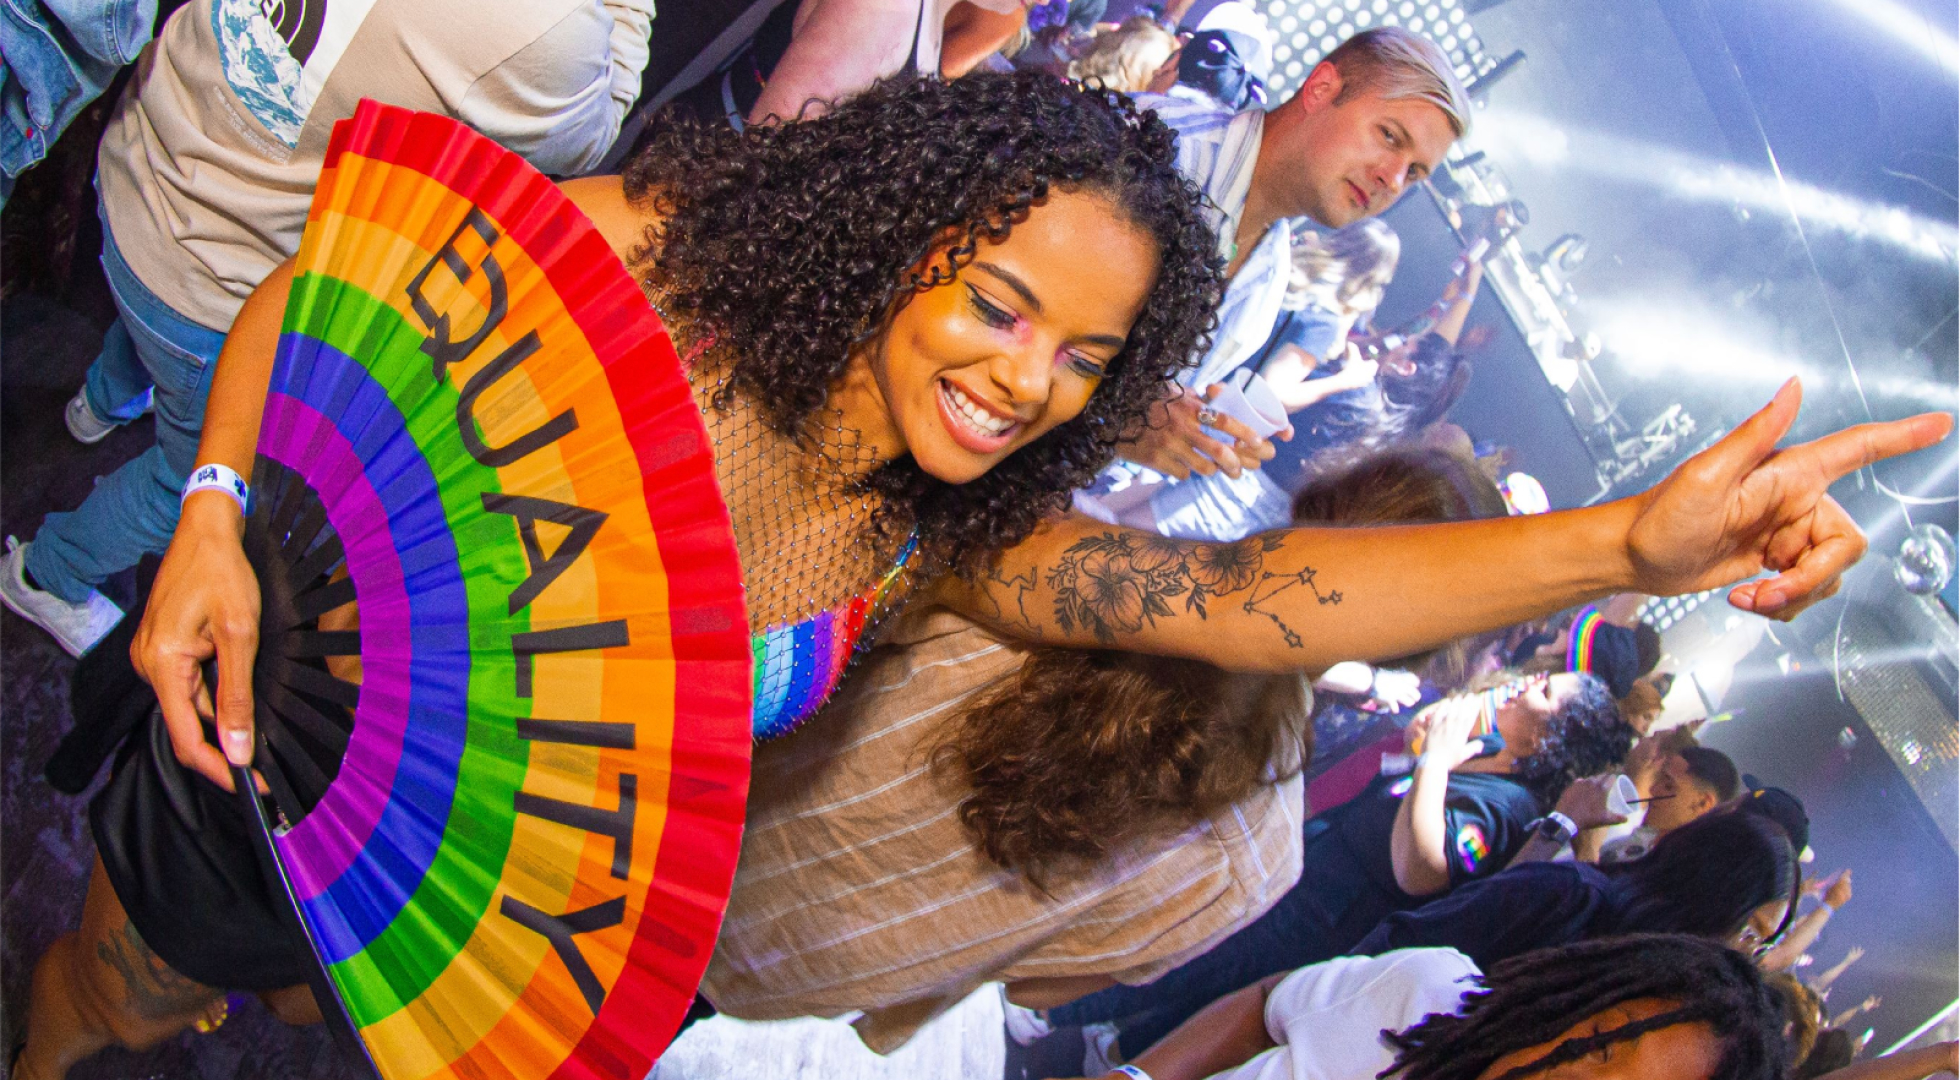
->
[182,463,249,514]
[1111,1067,1155,1080]
[1545,811,1578,840]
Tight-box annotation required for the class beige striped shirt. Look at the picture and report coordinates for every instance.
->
[700,608,1305,1051]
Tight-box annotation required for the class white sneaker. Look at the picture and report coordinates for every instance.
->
[0,537,125,657]
[64,389,117,444]
[1000,990,1054,1046]
[1082,1022,1123,1076]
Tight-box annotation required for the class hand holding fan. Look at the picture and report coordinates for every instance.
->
[231,100,751,1080]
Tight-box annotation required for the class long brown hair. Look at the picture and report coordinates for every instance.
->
[934,653,1309,887]
[1765,972,1822,1072]
[932,448,1506,885]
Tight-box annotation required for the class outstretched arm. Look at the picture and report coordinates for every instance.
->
[1123,974,1286,1080]
[1813,946,1867,993]
[939,382,1950,673]
[1427,259,1484,345]
[938,501,1628,672]
[1831,996,1882,1029]
[1042,977,1282,1080]
[1388,259,1483,345]
[1763,871,1852,973]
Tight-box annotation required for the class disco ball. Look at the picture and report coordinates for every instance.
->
[1894,522,1957,596]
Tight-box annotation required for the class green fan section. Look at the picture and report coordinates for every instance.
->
[281,272,538,1026]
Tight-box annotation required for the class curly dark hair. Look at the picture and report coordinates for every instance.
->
[1381,934,1787,1080]
[1505,670,1635,807]
[622,72,1224,574]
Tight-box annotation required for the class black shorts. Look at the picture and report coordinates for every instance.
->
[55,608,313,992]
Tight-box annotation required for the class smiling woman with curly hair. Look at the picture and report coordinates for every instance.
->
[90,59,1947,1077]
[143,64,1929,778]
[49,72,1232,1077]
[625,71,1225,581]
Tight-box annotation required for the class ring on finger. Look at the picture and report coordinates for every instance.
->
[1196,406,1222,427]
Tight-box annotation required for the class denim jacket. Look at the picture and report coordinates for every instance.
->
[0,0,156,203]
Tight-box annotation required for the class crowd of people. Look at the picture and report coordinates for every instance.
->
[3,2,1953,1079]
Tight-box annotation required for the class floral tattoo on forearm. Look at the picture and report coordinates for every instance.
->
[1040,531,1340,647]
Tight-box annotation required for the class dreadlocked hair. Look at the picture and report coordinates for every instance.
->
[1381,934,1786,1080]
[622,72,1224,575]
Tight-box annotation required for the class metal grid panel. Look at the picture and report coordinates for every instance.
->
[1251,0,1491,100]
[1815,600,1960,850]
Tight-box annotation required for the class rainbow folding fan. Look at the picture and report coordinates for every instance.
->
[233,100,752,1079]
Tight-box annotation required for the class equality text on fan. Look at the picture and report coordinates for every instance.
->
[402,205,687,1016]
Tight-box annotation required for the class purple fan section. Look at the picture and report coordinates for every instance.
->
[263,332,472,963]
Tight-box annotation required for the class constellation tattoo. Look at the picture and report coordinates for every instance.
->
[1245,564,1342,648]
[1039,531,1339,647]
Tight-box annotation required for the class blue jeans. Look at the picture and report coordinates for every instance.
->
[26,212,228,603]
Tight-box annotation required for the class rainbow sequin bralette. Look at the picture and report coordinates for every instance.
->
[749,532,920,740]
[658,311,919,740]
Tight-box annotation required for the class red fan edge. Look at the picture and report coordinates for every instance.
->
[322,101,753,1075]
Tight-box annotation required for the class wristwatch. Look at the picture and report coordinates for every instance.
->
[1531,811,1578,844]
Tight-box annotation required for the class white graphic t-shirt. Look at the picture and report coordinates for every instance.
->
[98,0,655,328]
[213,0,384,145]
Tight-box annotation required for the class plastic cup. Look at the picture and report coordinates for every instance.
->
[1607,773,1638,818]
[1202,370,1289,440]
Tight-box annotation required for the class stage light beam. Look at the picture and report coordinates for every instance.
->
[1820,0,1960,79]
[1470,108,1959,265]
[1590,297,1827,386]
